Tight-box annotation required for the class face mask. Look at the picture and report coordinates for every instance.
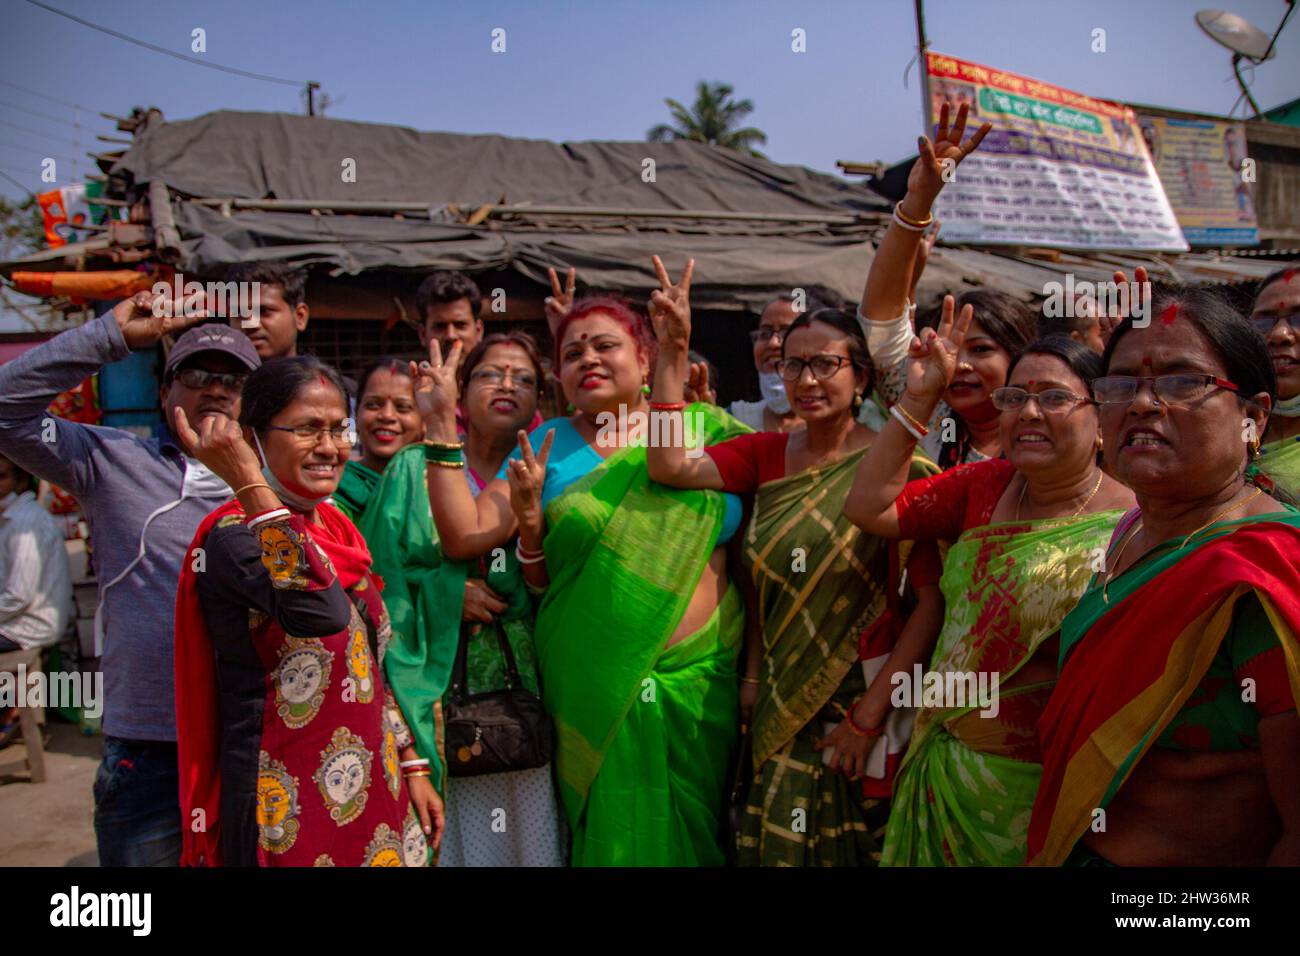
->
[252,430,332,512]
[758,371,791,415]
[1272,394,1300,418]
[181,457,232,499]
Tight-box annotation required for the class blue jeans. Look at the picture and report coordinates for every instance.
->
[93,736,182,867]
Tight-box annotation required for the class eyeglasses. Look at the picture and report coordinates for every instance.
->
[1092,374,1239,406]
[262,424,355,446]
[174,368,247,390]
[468,367,538,390]
[774,354,853,382]
[1248,311,1300,336]
[990,386,1093,413]
[748,326,787,346]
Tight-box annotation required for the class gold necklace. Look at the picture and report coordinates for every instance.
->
[1016,469,1104,522]
[1101,486,1265,604]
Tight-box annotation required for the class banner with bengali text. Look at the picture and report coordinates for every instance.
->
[924,52,1188,251]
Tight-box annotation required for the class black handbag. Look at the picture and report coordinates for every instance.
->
[444,622,554,778]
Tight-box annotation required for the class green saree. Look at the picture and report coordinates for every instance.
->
[360,443,538,790]
[736,451,933,867]
[1255,436,1300,498]
[536,403,748,866]
[335,459,383,523]
[881,509,1123,867]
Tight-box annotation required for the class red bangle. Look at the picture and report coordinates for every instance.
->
[845,697,884,738]
[648,401,686,411]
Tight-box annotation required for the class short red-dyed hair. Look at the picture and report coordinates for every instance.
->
[553,295,657,371]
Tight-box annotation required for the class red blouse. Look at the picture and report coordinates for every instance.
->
[704,430,943,589]
[895,458,1018,541]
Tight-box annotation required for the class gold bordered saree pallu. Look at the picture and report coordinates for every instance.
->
[1028,510,1300,866]
[881,508,1124,866]
[736,451,935,867]
[536,404,748,866]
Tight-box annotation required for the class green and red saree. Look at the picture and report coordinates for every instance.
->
[537,403,749,866]
[736,450,933,867]
[1028,509,1300,866]
[882,508,1124,867]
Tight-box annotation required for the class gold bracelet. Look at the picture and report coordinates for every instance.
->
[892,402,930,437]
[423,439,463,450]
[893,200,934,229]
[233,482,274,498]
[427,459,465,469]
[402,768,433,778]
[740,676,761,685]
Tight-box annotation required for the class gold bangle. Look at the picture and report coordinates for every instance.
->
[402,769,433,778]
[427,459,465,470]
[423,439,463,450]
[233,482,274,498]
[893,402,930,437]
[740,677,760,685]
[894,200,934,229]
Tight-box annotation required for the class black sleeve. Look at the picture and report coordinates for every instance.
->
[196,519,353,638]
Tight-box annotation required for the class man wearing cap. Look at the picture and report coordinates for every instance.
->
[0,291,259,866]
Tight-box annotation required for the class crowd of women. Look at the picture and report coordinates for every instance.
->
[170,103,1300,867]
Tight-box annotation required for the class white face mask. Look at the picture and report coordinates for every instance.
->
[758,370,792,415]
[252,430,332,512]
[1272,394,1300,418]
[181,457,232,499]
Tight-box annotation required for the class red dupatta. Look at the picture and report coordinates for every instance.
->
[173,500,373,867]
[1027,515,1300,866]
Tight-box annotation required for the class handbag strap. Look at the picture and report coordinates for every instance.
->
[449,615,525,701]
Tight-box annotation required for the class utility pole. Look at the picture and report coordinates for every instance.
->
[306,81,320,117]
[914,0,932,135]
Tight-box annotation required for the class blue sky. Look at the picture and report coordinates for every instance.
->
[0,0,1297,203]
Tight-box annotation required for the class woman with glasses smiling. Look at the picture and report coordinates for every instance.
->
[647,295,946,866]
[1028,286,1300,867]
[359,332,565,867]
[170,355,444,866]
[844,302,1133,866]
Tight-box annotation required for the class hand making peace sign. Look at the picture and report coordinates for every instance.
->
[907,101,993,206]
[904,293,974,403]
[647,255,695,351]
[544,266,577,336]
[410,337,463,429]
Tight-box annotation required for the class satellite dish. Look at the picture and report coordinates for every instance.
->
[1196,9,1277,61]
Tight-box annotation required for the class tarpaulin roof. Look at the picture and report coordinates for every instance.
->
[96,110,891,310]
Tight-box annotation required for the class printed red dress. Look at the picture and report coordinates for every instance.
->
[175,501,427,867]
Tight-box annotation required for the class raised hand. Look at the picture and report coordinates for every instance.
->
[684,360,715,406]
[172,406,263,489]
[505,427,555,540]
[904,294,973,402]
[544,266,577,336]
[1100,266,1151,347]
[410,338,463,429]
[906,102,992,208]
[647,255,695,351]
[114,289,210,350]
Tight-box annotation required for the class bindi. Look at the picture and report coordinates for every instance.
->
[1159,303,1179,326]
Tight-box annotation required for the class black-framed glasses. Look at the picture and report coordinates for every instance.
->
[775,354,852,382]
[1092,374,1240,406]
[468,367,538,391]
[990,386,1093,413]
[1248,311,1300,336]
[748,326,787,346]
[174,368,247,390]
[263,424,355,446]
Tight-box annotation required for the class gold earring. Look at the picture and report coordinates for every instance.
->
[1097,436,1104,452]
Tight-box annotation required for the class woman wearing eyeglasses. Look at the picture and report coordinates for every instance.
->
[171,355,444,866]
[844,301,1133,866]
[359,333,565,867]
[1028,286,1300,867]
[333,358,424,524]
[647,293,946,866]
[1249,265,1300,494]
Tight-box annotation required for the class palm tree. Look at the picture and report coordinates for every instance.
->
[647,82,768,158]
